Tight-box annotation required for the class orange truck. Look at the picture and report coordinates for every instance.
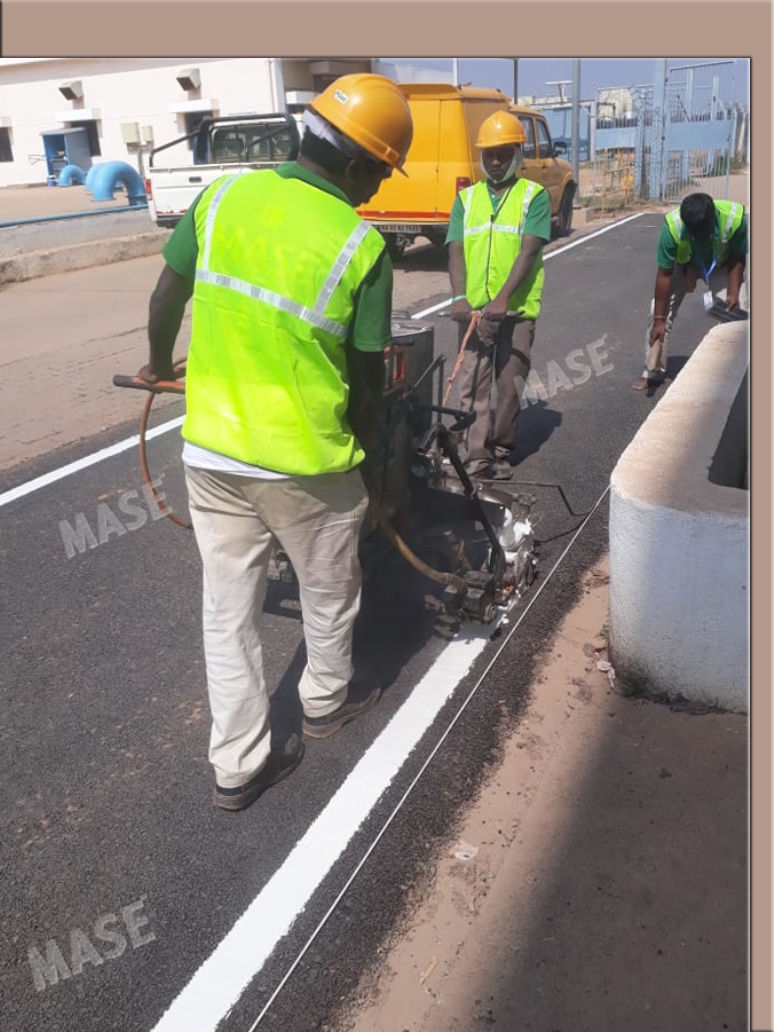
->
[357,83,577,258]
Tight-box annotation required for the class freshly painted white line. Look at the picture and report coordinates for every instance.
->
[0,416,184,509]
[246,483,612,1030]
[411,211,646,321]
[150,622,496,1032]
[541,211,646,258]
[411,296,456,320]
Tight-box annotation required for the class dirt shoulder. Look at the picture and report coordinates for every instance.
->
[330,556,747,1032]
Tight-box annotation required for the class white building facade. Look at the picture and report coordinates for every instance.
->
[0,57,382,188]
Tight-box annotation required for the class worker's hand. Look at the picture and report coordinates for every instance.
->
[648,323,666,349]
[450,299,473,323]
[482,297,508,323]
[137,361,176,384]
[724,292,740,310]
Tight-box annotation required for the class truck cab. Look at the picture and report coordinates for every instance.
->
[509,104,576,236]
[356,85,578,257]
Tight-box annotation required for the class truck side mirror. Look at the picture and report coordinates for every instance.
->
[553,140,568,156]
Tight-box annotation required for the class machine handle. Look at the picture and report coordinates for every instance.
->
[113,374,185,396]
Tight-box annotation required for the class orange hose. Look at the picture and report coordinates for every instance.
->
[443,310,481,407]
[137,357,191,530]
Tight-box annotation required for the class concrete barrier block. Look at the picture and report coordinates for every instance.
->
[609,321,749,712]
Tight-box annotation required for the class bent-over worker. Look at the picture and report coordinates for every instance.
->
[633,191,748,391]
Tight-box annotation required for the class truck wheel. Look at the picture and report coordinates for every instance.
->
[558,186,575,236]
[386,235,409,261]
[424,229,447,249]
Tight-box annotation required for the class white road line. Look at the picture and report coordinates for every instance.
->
[245,483,611,1030]
[411,211,646,321]
[150,621,497,1032]
[5,208,630,1028]
[0,416,184,509]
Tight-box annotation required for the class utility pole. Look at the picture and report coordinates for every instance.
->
[512,58,519,103]
[452,59,460,86]
[571,58,581,189]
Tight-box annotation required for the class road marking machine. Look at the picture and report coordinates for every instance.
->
[114,320,538,624]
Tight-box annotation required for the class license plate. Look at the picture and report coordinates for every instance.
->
[372,223,423,234]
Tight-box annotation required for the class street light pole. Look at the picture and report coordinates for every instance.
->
[513,58,519,102]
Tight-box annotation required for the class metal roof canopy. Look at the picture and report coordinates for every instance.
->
[40,127,89,136]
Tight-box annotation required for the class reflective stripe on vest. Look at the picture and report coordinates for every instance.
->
[460,178,544,319]
[196,174,373,339]
[182,170,386,475]
[666,201,744,266]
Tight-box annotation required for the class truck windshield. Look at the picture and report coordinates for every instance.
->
[211,124,297,164]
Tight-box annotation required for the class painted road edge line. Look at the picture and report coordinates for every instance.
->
[149,621,496,1032]
[411,211,646,320]
[0,416,185,509]
[245,483,613,1031]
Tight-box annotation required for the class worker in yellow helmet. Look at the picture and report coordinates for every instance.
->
[135,74,413,811]
[445,109,552,480]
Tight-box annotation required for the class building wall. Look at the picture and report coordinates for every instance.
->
[0,58,284,187]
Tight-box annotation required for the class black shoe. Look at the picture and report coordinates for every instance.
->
[302,687,382,740]
[488,461,514,481]
[631,375,664,392]
[465,462,493,480]
[213,733,305,812]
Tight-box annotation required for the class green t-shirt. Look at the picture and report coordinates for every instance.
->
[444,176,552,245]
[655,206,748,271]
[162,161,393,354]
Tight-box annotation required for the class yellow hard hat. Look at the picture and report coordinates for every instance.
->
[476,111,527,149]
[309,73,413,172]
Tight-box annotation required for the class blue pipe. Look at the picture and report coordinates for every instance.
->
[85,164,99,191]
[88,161,147,205]
[57,163,86,187]
[0,206,148,229]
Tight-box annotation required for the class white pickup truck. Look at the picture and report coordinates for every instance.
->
[145,112,302,229]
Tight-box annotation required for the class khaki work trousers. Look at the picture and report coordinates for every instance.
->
[185,465,370,788]
[641,264,732,381]
[457,314,536,474]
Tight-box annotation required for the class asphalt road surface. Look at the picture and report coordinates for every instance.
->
[0,212,724,1032]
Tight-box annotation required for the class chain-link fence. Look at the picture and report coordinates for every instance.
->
[592,61,745,206]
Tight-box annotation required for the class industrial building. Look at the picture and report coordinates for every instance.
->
[0,58,392,188]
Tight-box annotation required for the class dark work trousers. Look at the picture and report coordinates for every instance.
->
[456,313,536,474]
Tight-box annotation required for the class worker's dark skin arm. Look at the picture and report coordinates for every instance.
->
[648,267,674,347]
[448,241,473,323]
[347,347,385,492]
[138,263,193,382]
[483,235,544,322]
[725,254,745,309]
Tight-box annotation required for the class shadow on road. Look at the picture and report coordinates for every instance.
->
[440,696,747,1032]
[512,399,564,464]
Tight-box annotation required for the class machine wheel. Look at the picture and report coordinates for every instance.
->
[558,186,575,237]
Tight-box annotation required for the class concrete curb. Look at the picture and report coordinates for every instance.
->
[0,231,167,285]
[609,321,749,713]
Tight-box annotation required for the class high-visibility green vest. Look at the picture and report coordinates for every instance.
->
[182,170,386,475]
[460,178,545,320]
[666,200,745,267]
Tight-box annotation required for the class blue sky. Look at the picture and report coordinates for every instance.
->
[381,58,750,106]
